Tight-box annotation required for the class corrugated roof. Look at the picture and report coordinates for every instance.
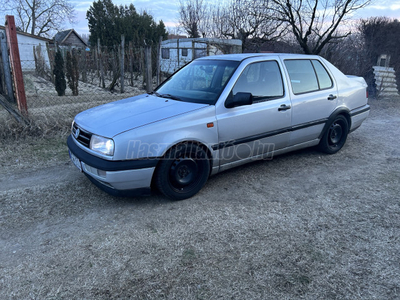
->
[54,29,88,47]
[54,29,71,43]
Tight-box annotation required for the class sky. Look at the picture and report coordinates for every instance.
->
[69,0,400,36]
[2,0,400,37]
[355,0,400,18]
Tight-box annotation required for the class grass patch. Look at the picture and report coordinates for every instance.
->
[0,133,70,171]
[181,248,197,266]
[0,74,146,140]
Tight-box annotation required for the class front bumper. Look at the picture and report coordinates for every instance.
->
[67,135,158,196]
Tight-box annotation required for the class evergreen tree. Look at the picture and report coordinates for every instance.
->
[53,50,66,96]
[87,0,120,48]
[66,51,79,96]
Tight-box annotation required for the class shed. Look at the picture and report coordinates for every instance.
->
[0,25,51,71]
[54,29,88,49]
[160,38,242,74]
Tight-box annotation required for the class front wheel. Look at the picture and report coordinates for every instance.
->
[318,115,349,154]
[155,143,210,200]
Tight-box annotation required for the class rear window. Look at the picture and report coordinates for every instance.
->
[284,59,333,94]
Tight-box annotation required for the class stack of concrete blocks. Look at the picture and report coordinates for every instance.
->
[373,66,399,98]
[373,54,399,99]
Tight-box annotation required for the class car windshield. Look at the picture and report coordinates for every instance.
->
[155,59,240,105]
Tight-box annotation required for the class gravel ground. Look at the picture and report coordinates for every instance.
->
[0,98,399,299]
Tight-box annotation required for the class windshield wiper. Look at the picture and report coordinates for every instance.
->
[148,91,182,101]
[158,93,182,101]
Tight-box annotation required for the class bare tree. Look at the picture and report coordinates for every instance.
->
[220,0,287,51]
[320,32,367,76]
[207,3,226,39]
[2,0,75,37]
[178,0,286,51]
[178,0,209,38]
[271,0,371,54]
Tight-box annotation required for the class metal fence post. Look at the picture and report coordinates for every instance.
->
[5,15,28,115]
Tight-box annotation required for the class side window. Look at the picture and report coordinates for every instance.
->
[284,60,319,94]
[245,63,261,83]
[312,60,333,90]
[232,60,284,101]
[182,48,188,57]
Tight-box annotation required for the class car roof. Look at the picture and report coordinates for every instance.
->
[198,53,321,62]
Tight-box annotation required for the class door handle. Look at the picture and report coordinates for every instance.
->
[278,104,291,111]
[327,94,337,100]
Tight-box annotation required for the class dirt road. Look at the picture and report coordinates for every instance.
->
[1,99,399,299]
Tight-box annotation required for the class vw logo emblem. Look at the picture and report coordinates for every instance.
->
[75,128,80,139]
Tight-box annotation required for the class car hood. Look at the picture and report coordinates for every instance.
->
[74,94,209,137]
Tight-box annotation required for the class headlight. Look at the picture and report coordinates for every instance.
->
[90,135,114,156]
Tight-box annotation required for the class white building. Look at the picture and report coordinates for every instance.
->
[0,26,51,71]
[160,38,242,74]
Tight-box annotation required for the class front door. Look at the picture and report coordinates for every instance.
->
[215,59,292,170]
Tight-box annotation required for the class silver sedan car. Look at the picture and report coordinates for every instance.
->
[68,53,370,200]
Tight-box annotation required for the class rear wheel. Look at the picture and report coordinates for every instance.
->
[155,143,210,200]
[318,115,349,154]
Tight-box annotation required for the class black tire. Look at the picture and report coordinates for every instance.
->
[155,143,210,200]
[318,115,349,154]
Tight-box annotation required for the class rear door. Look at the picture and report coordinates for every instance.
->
[215,58,292,170]
[282,58,338,146]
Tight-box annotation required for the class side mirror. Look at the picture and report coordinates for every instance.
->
[225,92,253,108]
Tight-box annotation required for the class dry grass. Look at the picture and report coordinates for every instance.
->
[0,133,69,172]
[0,98,399,299]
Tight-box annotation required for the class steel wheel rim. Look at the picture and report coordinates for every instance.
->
[169,158,199,188]
[329,123,343,146]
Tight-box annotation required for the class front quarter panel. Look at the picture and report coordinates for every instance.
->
[112,105,218,164]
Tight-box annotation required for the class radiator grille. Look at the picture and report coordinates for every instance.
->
[72,122,92,148]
